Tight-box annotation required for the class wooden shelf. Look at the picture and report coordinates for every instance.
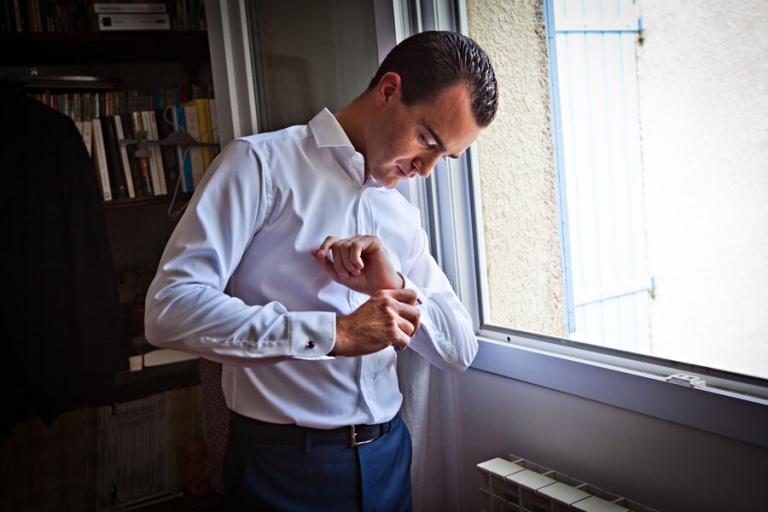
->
[103,192,192,209]
[0,30,210,68]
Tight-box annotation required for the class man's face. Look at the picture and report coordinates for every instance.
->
[364,79,481,188]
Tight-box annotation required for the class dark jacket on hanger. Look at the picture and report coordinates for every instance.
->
[0,80,127,436]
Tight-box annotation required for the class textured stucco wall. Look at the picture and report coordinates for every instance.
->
[637,0,768,377]
[467,0,564,336]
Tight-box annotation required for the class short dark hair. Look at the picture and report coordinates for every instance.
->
[368,30,498,127]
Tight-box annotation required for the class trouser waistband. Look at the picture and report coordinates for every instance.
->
[228,411,394,448]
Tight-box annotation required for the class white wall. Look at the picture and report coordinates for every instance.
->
[455,366,768,511]
[637,0,768,378]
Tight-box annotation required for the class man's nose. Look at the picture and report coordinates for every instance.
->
[412,153,441,178]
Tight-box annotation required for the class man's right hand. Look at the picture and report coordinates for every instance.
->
[332,289,421,356]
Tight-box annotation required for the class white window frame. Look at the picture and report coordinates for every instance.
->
[432,0,768,450]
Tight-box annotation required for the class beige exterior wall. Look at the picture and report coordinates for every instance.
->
[466,0,565,337]
[466,0,767,379]
[637,0,768,376]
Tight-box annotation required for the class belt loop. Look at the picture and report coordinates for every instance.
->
[304,430,312,454]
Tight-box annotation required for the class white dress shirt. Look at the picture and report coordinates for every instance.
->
[144,109,478,429]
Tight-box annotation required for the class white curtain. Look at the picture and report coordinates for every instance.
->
[398,349,462,512]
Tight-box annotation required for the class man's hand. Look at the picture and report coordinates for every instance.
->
[332,289,421,356]
[312,235,403,295]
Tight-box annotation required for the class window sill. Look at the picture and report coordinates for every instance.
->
[471,333,768,449]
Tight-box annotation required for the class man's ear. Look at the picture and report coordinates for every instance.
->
[374,72,402,108]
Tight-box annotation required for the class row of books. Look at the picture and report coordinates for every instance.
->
[2,386,204,510]
[27,83,212,119]
[0,0,207,33]
[91,99,219,201]
[31,91,219,199]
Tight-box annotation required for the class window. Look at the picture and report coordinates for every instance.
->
[456,0,768,385]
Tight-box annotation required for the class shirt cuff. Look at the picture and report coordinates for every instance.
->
[289,310,336,360]
[401,273,426,306]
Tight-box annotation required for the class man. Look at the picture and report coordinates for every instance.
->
[144,30,498,511]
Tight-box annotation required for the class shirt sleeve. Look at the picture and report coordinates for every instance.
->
[143,140,335,366]
[400,228,478,372]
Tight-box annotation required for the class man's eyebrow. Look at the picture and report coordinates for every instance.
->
[426,124,460,159]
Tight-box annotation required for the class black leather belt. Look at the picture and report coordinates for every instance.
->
[229,411,393,448]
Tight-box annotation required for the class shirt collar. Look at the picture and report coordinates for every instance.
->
[308,108,377,186]
[308,108,356,155]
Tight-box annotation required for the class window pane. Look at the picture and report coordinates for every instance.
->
[247,0,380,132]
[466,0,768,380]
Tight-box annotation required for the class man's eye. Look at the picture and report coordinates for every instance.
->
[419,134,437,150]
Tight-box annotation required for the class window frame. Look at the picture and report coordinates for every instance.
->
[432,0,768,449]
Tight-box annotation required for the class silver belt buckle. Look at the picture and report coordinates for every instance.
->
[350,425,375,447]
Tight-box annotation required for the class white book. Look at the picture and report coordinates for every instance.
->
[93,13,170,31]
[140,111,164,196]
[81,120,93,157]
[143,349,198,367]
[113,115,136,198]
[89,3,167,14]
[147,110,167,195]
[91,118,112,201]
[183,105,206,187]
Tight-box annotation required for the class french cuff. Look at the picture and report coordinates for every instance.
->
[400,273,426,306]
[289,310,336,360]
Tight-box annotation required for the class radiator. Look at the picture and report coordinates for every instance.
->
[477,454,660,512]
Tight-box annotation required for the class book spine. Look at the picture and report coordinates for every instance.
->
[155,107,181,195]
[182,104,205,188]
[189,98,213,170]
[113,115,136,198]
[81,120,93,157]
[89,3,167,14]
[140,111,162,196]
[173,106,195,193]
[101,116,129,199]
[93,12,170,31]
[131,112,154,196]
[91,118,112,201]
[121,114,145,197]
[147,110,167,195]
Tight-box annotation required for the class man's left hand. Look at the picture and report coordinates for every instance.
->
[312,235,403,295]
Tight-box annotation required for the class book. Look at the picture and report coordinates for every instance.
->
[92,12,170,31]
[172,106,195,193]
[155,107,181,195]
[101,116,129,199]
[81,120,93,157]
[182,104,205,188]
[119,114,145,196]
[127,335,198,371]
[131,112,154,196]
[88,3,167,15]
[113,114,136,198]
[184,98,214,171]
[145,110,167,195]
[120,114,146,197]
[91,118,113,201]
[140,111,164,195]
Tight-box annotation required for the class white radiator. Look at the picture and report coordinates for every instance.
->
[477,455,660,512]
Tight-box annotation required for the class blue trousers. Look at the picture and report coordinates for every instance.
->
[223,414,413,512]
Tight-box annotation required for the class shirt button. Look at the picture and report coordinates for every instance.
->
[305,340,316,349]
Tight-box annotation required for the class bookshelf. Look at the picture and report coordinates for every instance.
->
[1,16,219,510]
